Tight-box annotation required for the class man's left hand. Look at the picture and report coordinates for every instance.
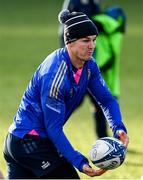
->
[116,130,129,148]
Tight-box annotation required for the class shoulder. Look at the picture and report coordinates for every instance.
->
[38,48,68,77]
[39,48,69,98]
[87,58,100,70]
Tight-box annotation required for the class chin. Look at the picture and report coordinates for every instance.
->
[83,58,90,62]
[81,55,91,62]
[87,55,92,59]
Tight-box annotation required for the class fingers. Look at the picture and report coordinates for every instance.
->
[83,164,107,177]
[93,168,107,176]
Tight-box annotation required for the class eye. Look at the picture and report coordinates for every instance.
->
[93,38,96,42]
[82,39,90,43]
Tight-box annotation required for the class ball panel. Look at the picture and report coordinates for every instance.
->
[94,157,121,170]
[89,140,114,161]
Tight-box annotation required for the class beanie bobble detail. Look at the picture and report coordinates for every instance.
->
[58,9,98,44]
[58,9,71,24]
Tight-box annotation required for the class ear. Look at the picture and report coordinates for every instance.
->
[67,42,73,48]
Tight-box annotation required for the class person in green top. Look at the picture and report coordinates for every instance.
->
[90,6,126,137]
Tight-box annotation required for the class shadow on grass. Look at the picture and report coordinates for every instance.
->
[127,148,143,155]
[125,161,143,167]
[125,148,143,167]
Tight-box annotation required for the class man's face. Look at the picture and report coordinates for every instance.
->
[69,35,97,61]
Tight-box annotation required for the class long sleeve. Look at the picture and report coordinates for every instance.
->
[87,61,127,135]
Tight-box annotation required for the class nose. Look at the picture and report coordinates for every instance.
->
[89,40,95,49]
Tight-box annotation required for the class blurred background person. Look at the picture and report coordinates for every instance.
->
[58,0,126,138]
[92,6,126,137]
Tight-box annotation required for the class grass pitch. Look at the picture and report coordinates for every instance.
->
[0,0,143,179]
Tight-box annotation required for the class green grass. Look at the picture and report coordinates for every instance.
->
[0,0,143,179]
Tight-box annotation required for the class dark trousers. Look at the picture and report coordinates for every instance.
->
[4,158,80,179]
[3,133,80,179]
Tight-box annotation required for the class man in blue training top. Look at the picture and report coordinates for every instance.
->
[3,9,129,179]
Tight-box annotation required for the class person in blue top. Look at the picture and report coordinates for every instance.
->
[3,9,129,179]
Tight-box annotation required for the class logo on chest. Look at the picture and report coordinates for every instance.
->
[69,88,74,98]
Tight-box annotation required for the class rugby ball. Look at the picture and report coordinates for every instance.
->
[89,137,127,170]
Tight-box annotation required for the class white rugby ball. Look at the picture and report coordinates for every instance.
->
[89,137,127,170]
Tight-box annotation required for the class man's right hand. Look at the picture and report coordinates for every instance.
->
[82,164,107,177]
